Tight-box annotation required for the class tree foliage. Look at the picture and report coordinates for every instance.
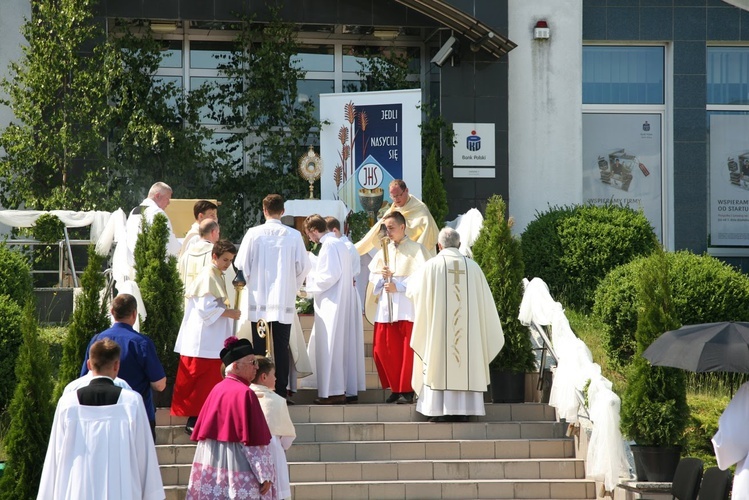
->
[135,214,183,377]
[209,7,320,239]
[53,246,110,402]
[0,302,53,500]
[472,195,535,373]
[0,244,33,307]
[0,0,114,210]
[620,249,688,446]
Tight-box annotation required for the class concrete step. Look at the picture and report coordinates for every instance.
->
[293,420,568,443]
[161,457,585,486]
[154,403,556,432]
[165,479,596,500]
[156,437,575,465]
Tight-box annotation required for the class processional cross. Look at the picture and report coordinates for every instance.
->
[448,260,466,285]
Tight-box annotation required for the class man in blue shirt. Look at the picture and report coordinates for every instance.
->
[81,293,167,437]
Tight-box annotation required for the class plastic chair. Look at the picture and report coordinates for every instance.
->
[671,457,704,500]
[697,467,732,500]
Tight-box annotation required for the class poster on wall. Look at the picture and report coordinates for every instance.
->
[709,114,749,246]
[320,89,421,216]
[582,113,663,241]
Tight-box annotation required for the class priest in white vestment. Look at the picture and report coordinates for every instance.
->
[178,199,218,258]
[235,194,311,401]
[38,338,164,500]
[407,227,504,422]
[303,214,354,404]
[125,181,181,264]
[712,381,749,499]
[325,216,366,402]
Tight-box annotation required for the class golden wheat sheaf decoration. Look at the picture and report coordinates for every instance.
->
[334,165,343,188]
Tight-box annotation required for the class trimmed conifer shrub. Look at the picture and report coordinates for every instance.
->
[472,195,535,373]
[0,243,33,307]
[521,204,658,310]
[422,147,448,229]
[0,302,53,500]
[53,246,110,401]
[0,296,23,414]
[620,249,688,447]
[135,214,183,378]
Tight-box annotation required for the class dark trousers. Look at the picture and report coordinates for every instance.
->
[251,321,291,398]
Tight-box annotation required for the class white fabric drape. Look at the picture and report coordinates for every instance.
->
[0,209,112,241]
[519,277,631,493]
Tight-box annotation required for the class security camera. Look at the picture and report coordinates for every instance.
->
[431,36,457,67]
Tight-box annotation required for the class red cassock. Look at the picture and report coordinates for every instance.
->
[372,320,415,393]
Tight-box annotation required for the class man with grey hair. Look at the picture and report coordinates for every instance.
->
[406,227,505,422]
[126,181,181,261]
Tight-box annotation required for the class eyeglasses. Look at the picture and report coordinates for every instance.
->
[237,359,258,367]
[390,189,406,198]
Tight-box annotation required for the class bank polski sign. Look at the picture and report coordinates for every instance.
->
[453,123,495,165]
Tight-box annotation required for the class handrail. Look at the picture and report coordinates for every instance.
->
[4,238,93,288]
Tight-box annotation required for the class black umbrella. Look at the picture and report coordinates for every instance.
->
[642,322,749,373]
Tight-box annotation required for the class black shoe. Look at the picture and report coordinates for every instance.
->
[428,416,447,423]
[386,392,400,404]
[397,392,414,404]
[185,416,197,435]
[345,395,359,404]
[445,415,469,422]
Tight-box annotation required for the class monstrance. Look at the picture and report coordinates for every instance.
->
[298,146,323,199]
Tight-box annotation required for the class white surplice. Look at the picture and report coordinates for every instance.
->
[305,233,354,398]
[125,197,180,261]
[407,247,505,417]
[235,218,311,325]
[340,235,366,395]
[38,389,164,500]
[178,221,200,257]
[713,381,749,499]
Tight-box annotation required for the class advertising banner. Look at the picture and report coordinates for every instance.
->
[582,113,662,240]
[320,89,421,215]
[709,114,749,246]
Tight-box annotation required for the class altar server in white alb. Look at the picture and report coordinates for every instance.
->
[325,216,366,403]
[712,381,749,499]
[406,227,504,422]
[235,194,311,400]
[38,338,164,500]
[251,356,297,499]
[303,214,354,405]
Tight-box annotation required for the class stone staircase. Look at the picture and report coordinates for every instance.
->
[157,317,596,499]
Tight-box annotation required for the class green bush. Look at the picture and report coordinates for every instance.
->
[0,302,53,500]
[0,296,23,414]
[521,204,658,310]
[472,195,535,373]
[594,251,749,366]
[53,246,110,402]
[621,249,688,446]
[135,214,183,378]
[0,244,33,307]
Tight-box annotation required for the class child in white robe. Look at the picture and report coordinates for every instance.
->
[251,356,296,499]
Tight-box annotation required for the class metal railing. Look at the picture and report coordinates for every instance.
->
[4,236,93,289]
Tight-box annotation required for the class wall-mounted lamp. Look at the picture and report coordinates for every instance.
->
[470,31,495,53]
[373,29,400,40]
[533,20,550,40]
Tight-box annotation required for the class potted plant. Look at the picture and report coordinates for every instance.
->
[620,249,688,482]
[472,195,535,403]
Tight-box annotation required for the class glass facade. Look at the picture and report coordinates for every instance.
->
[708,47,749,106]
[583,46,664,105]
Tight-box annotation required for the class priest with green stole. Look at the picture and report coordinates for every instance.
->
[407,227,505,422]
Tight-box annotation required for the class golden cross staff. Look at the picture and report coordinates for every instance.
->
[379,228,394,324]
